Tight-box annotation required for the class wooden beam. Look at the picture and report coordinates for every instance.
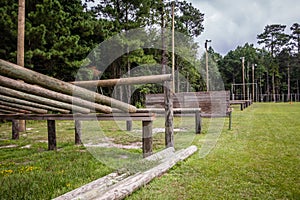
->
[0,94,70,114]
[0,105,30,114]
[0,75,111,113]
[74,146,198,200]
[71,74,173,88]
[0,86,90,114]
[0,113,156,121]
[0,100,48,114]
[0,59,136,112]
[54,148,176,200]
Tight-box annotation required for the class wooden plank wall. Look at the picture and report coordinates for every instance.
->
[146,91,230,115]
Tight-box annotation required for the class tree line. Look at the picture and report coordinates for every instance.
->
[0,0,299,106]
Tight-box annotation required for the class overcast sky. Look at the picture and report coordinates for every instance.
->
[188,0,300,55]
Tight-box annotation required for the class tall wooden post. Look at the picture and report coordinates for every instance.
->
[164,80,174,148]
[17,0,26,132]
[171,2,175,92]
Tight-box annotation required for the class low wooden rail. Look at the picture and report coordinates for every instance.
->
[230,100,252,111]
[0,113,156,158]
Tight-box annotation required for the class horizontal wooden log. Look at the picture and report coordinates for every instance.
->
[0,100,47,114]
[0,104,31,114]
[54,147,175,200]
[0,86,90,114]
[137,108,201,114]
[0,59,136,112]
[53,173,129,200]
[0,75,111,113]
[0,113,156,121]
[71,74,173,88]
[0,94,70,114]
[0,108,18,114]
[74,146,198,200]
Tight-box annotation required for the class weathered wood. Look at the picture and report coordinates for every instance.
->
[47,120,56,150]
[12,120,19,139]
[0,75,111,113]
[17,0,26,133]
[71,74,173,88]
[146,91,232,116]
[88,146,198,200]
[195,110,201,134]
[54,147,176,200]
[0,94,70,114]
[0,104,30,114]
[74,120,82,145]
[126,120,132,131]
[142,120,153,158]
[137,108,201,114]
[144,147,175,161]
[0,59,136,112]
[0,108,16,114]
[0,100,48,114]
[164,81,174,148]
[53,172,128,200]
[0,86,90,114]
[0,113,156,121]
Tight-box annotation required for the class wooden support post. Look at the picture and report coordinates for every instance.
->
[142,120,153,158]
[240,103,243,111]
[12,120,19,139]
[75,120,82,145]
[228,112,232,130]
[164,80,174,148]
[195,110,201,134]
[126,121,132,131]
[47,120,57,150]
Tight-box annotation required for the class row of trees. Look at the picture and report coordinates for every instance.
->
[218,23,300,102]
[0,0,299,105]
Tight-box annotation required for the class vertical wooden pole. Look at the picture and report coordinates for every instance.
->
[47,120,57,150]
[228,112,232,130]
[164,81,174,148]
[75,120,82,145]
[17,0,26,132]
[12,120,20,140]
[142,120,153,158]
[171,2,175,92]
[195,110,201,134]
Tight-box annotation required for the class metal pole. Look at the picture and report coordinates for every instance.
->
[252,64,255,102]
[241,57,245,100]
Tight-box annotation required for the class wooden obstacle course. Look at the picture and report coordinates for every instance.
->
[230,100,252,111]
[146,90,232,130]
[0,113,156,157]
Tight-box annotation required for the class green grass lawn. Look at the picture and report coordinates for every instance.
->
[0,103,299,199]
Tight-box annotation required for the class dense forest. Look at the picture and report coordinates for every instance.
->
[0,0,299,105]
